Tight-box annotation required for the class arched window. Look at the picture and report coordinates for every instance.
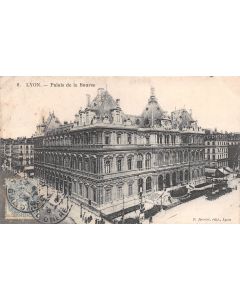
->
[78,157,82,170]
[165,152,170,165]
[127,157,132,170]
[184,151,188,162]
[165,173,170,188]
[105,161,111,174]
[117,159,122,172]
[184,170,189,182]
[145,153,151,169]
[158,152,164,166]
[197,169,200,178]
[196,151,199,161]
[92,187,97,203]
[179,151,183,163]
[146,177,152,192]
[117,133,121,145]
[85,185,89,199]
[192,170,195,179]
[172,152,176,164]
[157,134,163,144]
[91,159,97,173]
[191,151,195,161]
[127,133,132,144]
[84,158,89,171]
[180,170,183,183]
[116,112,120,123]
[137,154,143,170]
[172,172,177,186]
[158,175,164,191]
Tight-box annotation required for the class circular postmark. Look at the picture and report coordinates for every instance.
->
[31,201,72,224]
[6,179,47,213]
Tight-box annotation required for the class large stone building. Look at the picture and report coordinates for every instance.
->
[33,87,206,213]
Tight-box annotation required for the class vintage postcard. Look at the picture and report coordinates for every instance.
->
[0,77,239,224]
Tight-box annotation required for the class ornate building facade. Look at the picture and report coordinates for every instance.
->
[33,88,206,212]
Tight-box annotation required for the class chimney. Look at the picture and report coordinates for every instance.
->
[116,99,120,106]
[86,94,91,106]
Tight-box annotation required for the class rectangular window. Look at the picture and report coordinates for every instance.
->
[117,186,123,199]
[128,184,133,196]
[105,189,112,202]
[105,136,110,145]
[137,160,142,170]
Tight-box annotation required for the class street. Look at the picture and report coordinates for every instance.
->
[147,178,240,224]
[1,170,239,224]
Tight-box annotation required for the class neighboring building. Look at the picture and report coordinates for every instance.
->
[33,87,206,214]
[0,138,6,166]
[227,133,240,171]
[12,137,34,175]
[204,130,229,168]
[0,138,14,170]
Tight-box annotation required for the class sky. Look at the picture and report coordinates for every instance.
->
[1,76,240,138]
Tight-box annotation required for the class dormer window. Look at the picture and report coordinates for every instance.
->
[116,112,120,123]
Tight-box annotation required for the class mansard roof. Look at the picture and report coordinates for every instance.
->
[171,109,195,130]
[87,88,120,116]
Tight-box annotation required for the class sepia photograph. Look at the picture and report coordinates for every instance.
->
[2,2,240,300]
[1,77,239,224]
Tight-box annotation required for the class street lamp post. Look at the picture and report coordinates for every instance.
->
[122,193,125,224]
[188,142,191,184]
[139,186,143,222]
[80,203,83,218]
[67,195,69,211]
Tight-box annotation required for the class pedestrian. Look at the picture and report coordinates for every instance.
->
[149,216,153,223]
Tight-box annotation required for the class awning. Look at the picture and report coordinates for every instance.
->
[24,166,34,170]
[217,168,229,176]
[224,167,233,173]
[205,168,216,176]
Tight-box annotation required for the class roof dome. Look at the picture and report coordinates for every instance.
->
[141,87,165,127]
